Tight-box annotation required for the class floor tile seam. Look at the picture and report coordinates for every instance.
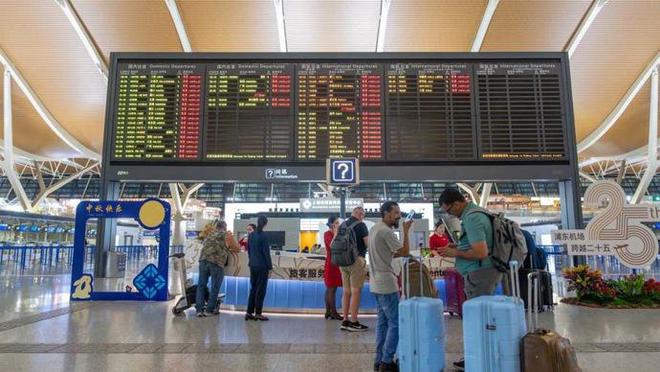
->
[0,342,659,354]
[0,303,95,333]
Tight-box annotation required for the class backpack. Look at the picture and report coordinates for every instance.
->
[330,220,361,267]
[464,207,528,273]
[522,229,547,270]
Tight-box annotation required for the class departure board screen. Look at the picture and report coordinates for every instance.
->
[476,62,566,160]
[107,54,572,171]
[205,63,294,160]
[386,63,475,160]
[296,63,383,160]
[113,63,203,160]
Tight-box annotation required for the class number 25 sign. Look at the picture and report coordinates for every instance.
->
[552,180,659,269]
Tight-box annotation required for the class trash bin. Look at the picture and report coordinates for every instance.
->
[105,251,127,278]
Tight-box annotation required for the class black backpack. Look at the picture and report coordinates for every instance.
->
[330,220,361,267]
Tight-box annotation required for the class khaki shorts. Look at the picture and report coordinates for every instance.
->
[340,256,367,289]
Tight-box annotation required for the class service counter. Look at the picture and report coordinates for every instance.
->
[203,250,504,313]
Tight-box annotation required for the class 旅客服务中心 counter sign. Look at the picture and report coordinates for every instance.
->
[552,181,659,269]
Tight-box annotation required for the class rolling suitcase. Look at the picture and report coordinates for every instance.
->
[444,268,466,317]
[463,261,527,372]
[398,257,445,372]
[521,272,581,372]
[518,268,553,312]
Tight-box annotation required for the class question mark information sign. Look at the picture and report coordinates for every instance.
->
[327,158,359,186]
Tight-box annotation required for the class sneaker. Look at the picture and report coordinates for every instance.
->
[452,358,465,371]
[378,361,399,372]
[340,320,351,331]
[346,321,368,332]
[254,314,269,321]
[196,311,207,318]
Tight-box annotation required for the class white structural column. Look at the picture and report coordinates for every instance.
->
[479,182,492,208]
[579,171,598,183]
[375,0,392,52]
[165,0,192,52]
[3,70,32,210]
[0,49,100,159]
[273,0,287,52]
[616,160,626,184]
[456,183,479,204]
[565,0,608,58]
[31,163,98,209]
[471,0,499,52]
[169,183,205,246]
[631,67,659,204]
[579,51,660,153]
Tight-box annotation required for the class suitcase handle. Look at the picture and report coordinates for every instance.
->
[508,260,521,301]
[402,256,425,299]
[527,272,540,330]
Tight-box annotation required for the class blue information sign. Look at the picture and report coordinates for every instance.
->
[327,158,359,185]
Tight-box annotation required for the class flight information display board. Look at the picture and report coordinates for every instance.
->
[106,54,572,176]
[113,63,203,160]
[386,63,474,160]
[205,63,294,160]
[296,63,383,160]
[476,62,565,160]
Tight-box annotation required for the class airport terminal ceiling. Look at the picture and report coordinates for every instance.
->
[102,52,578,183]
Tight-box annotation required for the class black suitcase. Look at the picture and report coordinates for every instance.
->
[172,285,210,315]
[519,268,553,312]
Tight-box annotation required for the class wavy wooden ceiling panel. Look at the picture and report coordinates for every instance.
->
[384,0,487,52]
[481,0,591,52]
[570,0,660,144]
[0,1,107,155]
[581,81,658,159]
[0,83,74,158]
[178,0,280,52]
[72,0,182,59]
[284,0,381,52]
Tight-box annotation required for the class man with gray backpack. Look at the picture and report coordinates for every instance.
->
[331,206,369,332]
[437,188,527,370]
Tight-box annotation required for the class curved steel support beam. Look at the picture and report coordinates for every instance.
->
[164,0,192,52]
[375,0,392,52]
[0,49,101,160]
[55,0,108,80]
[471,0,499,52]
[631,67,659,204]
[565,0,608,58]
[578,51,660,154]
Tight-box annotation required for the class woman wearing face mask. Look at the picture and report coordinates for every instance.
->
[323,216,343,320]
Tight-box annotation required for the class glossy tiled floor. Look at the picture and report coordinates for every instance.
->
[1,271,659,371]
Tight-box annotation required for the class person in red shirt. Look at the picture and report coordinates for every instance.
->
[429,221,450,257]
[323,216,343,320]
[238,224,256,252]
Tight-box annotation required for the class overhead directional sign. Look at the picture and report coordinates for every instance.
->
[327,158,359,185]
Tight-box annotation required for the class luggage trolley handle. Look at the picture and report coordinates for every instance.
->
[527,272,540,330]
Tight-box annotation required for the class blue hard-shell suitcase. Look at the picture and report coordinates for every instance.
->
[398,258,445,372]
[462,263,527,372]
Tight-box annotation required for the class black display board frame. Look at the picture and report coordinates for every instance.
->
[101,52,578,183]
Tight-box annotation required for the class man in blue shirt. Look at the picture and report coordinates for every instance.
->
[437,188,503,371]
